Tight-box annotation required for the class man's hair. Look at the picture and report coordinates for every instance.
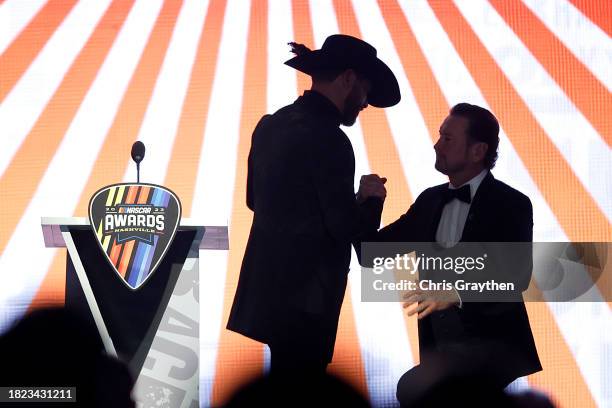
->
[311,67,367,84]
[311,67,346,82]
[450,103,500,169]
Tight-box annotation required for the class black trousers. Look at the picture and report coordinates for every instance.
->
[396,343,521,407]
[267,310,336,375]
[268,342,329,374]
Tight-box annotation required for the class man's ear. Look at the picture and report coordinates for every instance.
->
[340,69,358,89]
[471,142,488,164]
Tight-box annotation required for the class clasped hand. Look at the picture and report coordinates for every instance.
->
[402,287,460,319]
[357,174,387,203]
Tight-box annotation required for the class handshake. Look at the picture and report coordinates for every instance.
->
[356,174,387,204]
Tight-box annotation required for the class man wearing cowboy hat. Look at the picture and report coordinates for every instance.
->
[227,34,400,373]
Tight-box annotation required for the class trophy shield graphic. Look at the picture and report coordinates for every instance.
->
[88,183,181,290]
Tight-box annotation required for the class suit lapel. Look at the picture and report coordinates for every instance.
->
[460,172,495,242]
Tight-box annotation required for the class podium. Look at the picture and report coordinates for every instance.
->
[41,217,228,408]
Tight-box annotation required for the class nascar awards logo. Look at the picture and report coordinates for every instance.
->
[88,183,181,290]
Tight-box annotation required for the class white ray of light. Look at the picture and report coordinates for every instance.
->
[454,0,611,224]
[0,0,163,334]
[189,0,252,404]
[521,0,612,92]
[308,0,336,48]
[546,301,612,408]
[267,0,297,114]
[0,0,47,54]
[122,0,210,185]
[311,2,415,406]
[0,0,112,179]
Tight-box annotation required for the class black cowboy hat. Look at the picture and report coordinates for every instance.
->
[284,34,400,108]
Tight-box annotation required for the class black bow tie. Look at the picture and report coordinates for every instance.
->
[442,184,471,204]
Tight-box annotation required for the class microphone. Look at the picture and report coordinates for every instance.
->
[131,141,145,183]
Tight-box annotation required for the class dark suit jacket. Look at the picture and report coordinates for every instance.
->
[360,172,542,382]
[227,91,383,361]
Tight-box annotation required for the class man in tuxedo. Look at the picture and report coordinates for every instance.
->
[359,103,541,405]
[227,35,400,373]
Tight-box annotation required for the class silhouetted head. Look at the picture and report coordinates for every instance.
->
[0,308,135,408]
[311,67,371,126]
[434,103,499,185]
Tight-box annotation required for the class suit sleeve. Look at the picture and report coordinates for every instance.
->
[246,115,271,211]
[353,194,425,266]
[309,130,383,246]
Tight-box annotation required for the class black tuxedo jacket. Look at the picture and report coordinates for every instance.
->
[227,91,383,362]
[360,172,542,381]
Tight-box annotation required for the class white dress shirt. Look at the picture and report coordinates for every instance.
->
[435,169,488,247]
[435,169,488,307]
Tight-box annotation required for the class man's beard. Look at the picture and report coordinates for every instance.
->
[340,85,363,126]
